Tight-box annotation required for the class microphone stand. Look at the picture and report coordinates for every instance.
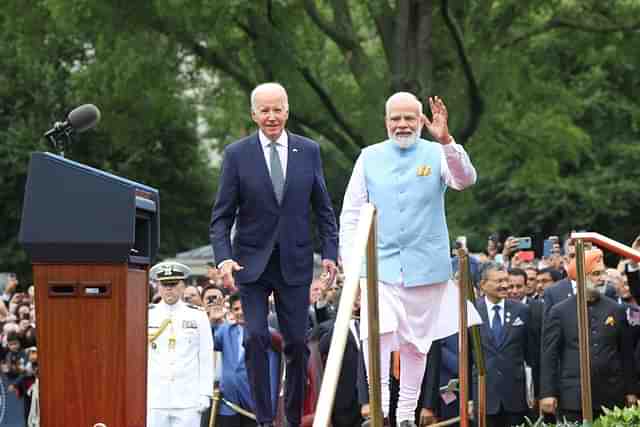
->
[44,123,73,158]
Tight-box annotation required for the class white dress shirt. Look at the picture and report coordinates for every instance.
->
[258,129,288,178]
[484,297,505,328]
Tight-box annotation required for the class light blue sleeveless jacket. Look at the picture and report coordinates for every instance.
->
[362,139,452,286]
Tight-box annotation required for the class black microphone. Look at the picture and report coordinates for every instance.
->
[44,104,101,138]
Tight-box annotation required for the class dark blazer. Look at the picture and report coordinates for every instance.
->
[543,279,573,317]
[427,334,461,422]
[540,295,637,412]
[475,298,534,415]
[524,297,544,398]
[317,319,363,413]
[543,279,616,316]
[210,132,338,286]
[626,267,640,300]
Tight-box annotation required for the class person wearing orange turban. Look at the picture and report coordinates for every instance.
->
[566,248,605,282]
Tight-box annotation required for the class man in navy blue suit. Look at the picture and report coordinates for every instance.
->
[475,262,535,427]
[210,82,339,427]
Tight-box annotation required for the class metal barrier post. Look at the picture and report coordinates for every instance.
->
[575,239,593,422]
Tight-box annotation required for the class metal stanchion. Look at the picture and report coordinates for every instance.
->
[208,385,221,427]
[457,249,486,427]
[366,211,383,427]
[457,251,470,427]
[575,239,593,422]
[313,204,376,427]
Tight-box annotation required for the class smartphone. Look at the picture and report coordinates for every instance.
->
[543,239,553,258]
[515,237,532,250]
[517,250,535,262]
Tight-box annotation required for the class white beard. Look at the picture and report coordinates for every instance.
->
[389,131,418,149]
[389,125,423,149]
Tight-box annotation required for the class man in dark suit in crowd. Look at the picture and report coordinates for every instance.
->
[316,289,364,427]
[540,250,638,422]
[210,82,339,427]
[475,262,535,427]
[508,268,542,413]
[624,235,640,302]
[535,267,562,298]
[543,249,616,316]
[418,334,460,427]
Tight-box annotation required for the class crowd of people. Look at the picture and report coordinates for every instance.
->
[0,273,39,426]
[151,82,640,427]
[7,81,640,427]
[144,231,640,427]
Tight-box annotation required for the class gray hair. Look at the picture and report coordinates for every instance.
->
[479,261,505,282]
[385,92,423,118]
[250,82,289,112]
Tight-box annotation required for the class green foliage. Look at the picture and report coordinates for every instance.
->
[2,0,640,276]
[517,404,640,426]
[595,404,640,427]
[0,0,215,277]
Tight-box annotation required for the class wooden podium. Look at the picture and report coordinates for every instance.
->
[19,153,160,427]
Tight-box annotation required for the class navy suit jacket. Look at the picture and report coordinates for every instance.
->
[210,132,338,286]
[544,278,617,317]
[543,279,573,317]
[540,296,636,412]
[317,319,364,412]
[475,298,534,415]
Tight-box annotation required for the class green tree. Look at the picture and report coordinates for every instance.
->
[0,1,216,278]
[3,0,640,272]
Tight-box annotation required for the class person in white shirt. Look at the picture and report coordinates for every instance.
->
[340,92,479,427]
[147,261,214,427]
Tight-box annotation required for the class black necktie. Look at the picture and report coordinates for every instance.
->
[491,305,504,343]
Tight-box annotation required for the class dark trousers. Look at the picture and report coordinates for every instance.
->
[217,414,256,427]
[486,408,526,427]
[239,248,310,426]
[331,404,362,427]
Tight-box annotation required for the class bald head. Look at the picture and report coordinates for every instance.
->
[385,92,423,118]
[251,82,289,112]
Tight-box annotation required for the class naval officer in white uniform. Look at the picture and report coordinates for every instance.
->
[148,261,214,427]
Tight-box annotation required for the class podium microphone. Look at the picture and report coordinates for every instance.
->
[44,104,101,156]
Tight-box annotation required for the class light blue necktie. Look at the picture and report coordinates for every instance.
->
[269,142,285,204]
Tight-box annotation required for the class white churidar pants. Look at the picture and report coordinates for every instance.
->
[360,279,481,424]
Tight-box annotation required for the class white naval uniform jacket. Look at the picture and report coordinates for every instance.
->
[147,300,214,409]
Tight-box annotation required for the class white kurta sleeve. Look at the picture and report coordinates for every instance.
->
[440,140,477,190]
[339,154,368,273]
[198,311,215,398]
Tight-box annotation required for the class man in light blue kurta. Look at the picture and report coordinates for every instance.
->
[340,93,478,427]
